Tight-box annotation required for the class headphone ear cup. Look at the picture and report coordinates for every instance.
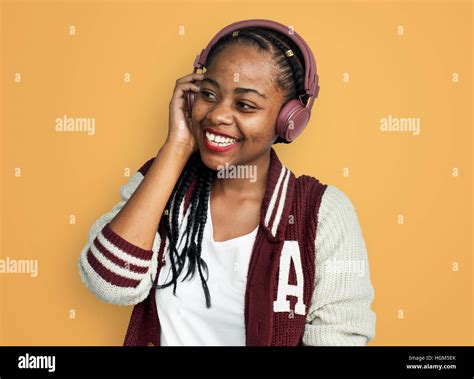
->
[276,99,310,142]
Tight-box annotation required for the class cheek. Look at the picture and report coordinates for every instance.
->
[190,103,206,134]
[240,113,277,142]
[191,98,209,125]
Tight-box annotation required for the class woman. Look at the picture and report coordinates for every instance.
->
[78,20,376,346]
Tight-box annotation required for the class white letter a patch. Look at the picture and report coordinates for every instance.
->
[273,241,306,315]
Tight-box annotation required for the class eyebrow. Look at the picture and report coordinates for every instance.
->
[201,77,267,100]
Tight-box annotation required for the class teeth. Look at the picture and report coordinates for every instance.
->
[205,131,238,147]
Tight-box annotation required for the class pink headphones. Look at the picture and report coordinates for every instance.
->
[186,19,320,143]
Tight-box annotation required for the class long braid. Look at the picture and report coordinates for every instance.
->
[181,170,205,282]
[158,154,197,294]
[176,169,203,269]
[153,152,216,308]
[194,170,213,307]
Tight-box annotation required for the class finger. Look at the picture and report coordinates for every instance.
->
[185,114,193,127]
[171,82,201,103]
[175,73,205,85]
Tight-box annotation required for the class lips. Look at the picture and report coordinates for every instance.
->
[202,127,241,153]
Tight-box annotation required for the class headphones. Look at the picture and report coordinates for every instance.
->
[186,19,320,143]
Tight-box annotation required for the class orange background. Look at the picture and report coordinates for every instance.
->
[1,0,472,346]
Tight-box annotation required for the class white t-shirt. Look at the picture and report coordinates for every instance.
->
[155,195,258,346]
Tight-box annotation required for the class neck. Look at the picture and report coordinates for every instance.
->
[211,150,271,201]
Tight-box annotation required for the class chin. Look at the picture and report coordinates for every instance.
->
[198,149,231,171]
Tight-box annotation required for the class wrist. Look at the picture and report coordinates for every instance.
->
[161,140,195,159]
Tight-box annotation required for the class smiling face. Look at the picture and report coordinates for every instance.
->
[191,43,285,170]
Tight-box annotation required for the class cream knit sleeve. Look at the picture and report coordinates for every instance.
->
[77,169,162,306]
[302,184,376,346]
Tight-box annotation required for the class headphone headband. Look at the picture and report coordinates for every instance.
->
[191,19,320,110]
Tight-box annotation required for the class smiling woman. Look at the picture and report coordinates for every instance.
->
[78,19,376,347]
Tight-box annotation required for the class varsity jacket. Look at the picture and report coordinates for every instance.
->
[78,148,376,346]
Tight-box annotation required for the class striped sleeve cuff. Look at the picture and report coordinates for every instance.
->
[79,221,160,306]
[101,222,153,260]
[85,222,153,288]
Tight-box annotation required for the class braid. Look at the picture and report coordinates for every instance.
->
[258,29,306,104]
[153,151,216,309]
[176,169,203,268]
[194,170,213,307]
[157,154,197,295]
[181,171,205,282]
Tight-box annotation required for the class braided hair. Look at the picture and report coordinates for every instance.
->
[152,152,215,308]
[152,26,307,308]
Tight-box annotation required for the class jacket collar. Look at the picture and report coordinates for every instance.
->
[259,147,295,242]
[181,147,295,242]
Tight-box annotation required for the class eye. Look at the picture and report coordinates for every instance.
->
[199,90,256,110]
[199,90,216,100]
[237,102,255,110]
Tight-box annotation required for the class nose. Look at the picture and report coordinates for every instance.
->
[205,100,233,126]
